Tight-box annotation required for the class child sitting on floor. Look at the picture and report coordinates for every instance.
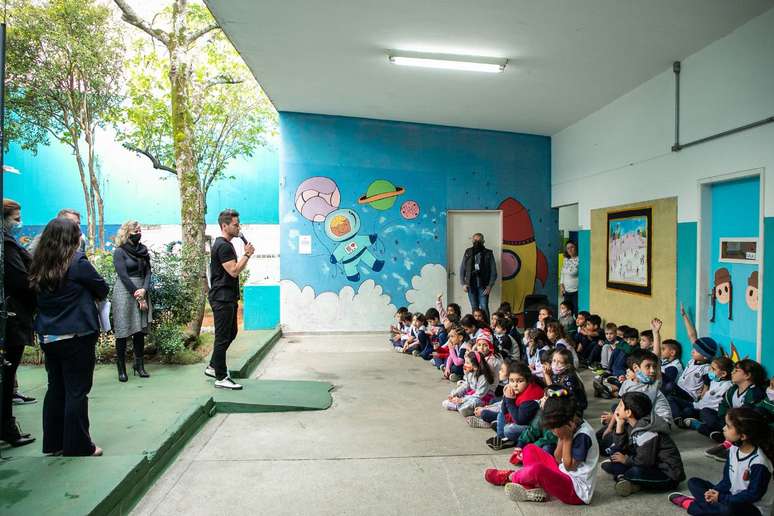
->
[493,317,520,362]
[467,362,511,429]
[525,329,552,379]
[434,293,460,325]
[443,324,471,382]
[431,313,460,368]
[544,348,587,416]
[669,407,774,516]
[704,358,767,462]
[403,312,429,355]
[389,306,409,346]
[393,311,414,351]
[486,362,544,450]
[558,301,576,336]
[473,308,488,326]
[594,322,621,371]
[442,351,495,417]
[675,356,734,435]
[602,392,685,497]
[535,306,553,331]
[484,386,599,505]
[546,320,580,368]
[508,402,559,465]
[417,308,445,360]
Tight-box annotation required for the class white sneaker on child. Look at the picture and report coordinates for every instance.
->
[505,483,547,502]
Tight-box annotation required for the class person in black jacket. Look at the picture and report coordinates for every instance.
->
[459,233,497,316]
[29,217,109,457]
[602,391,685,497]
[1,199,35,447]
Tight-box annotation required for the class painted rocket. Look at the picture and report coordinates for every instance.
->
[499,197,548,316]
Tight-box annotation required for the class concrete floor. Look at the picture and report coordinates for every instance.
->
[131,333,723,516]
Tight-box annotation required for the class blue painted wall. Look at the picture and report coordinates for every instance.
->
[3,128,279,225]
[675,222,698,349]
[762,217,774,374]
[279,112,557,328]
[577,229,591,312]
[704,177,759,361]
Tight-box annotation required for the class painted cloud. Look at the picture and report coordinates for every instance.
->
[280,279,396,332]
[404,263,447,313]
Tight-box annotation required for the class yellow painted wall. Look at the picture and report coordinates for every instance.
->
[590,197,677,336]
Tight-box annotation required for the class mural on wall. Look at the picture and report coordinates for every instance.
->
[499,197,548,315]
[710,267,733,321]
[283,171,446,330]
[746,271,759,311]
[606,207,652,295]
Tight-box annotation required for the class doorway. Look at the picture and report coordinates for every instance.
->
[447,211,502,314]
[697,172,763,362]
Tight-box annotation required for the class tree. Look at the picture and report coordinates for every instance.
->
[113,0,276,340]
[5,0,125,249]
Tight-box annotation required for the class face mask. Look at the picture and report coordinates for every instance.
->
[708,371,718,382]
[129,234,142,245]
[551,364,566,375]
[473,240,483,250]
[5,219,22,234]
[767,388,774,401]
[636,370,654,384]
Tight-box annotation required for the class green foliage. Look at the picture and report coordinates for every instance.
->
[150,315,187,359]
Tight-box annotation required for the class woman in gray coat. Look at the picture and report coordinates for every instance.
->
[112,220,153,381]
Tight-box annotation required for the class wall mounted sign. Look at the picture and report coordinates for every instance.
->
[606,207,652,295]
[719,238,758,264]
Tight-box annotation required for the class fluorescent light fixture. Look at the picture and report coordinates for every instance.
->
[388,50,507,73]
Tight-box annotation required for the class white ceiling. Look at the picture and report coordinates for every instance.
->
[206,0,773,135]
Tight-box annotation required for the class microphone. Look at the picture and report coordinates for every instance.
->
[238,232,249,245]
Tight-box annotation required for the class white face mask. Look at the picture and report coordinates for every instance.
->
[767,388,774,402]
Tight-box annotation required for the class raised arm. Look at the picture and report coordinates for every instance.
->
[680,303,698,342]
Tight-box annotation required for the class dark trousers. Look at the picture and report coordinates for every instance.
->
[1,345,24,432]
[668,388,697,419]
[687,478,762,515]
[563,291,578,315]
[602,462,678,491]
[210,300,238,380]
[40,333,97,456]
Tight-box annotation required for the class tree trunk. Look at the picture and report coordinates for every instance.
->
[84,127,105,249]
[169,0,207,343]
[71,135,96,251]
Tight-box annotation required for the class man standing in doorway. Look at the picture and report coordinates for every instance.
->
[205,208,254,390]
[460,232,497,316]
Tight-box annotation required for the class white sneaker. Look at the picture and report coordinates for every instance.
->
[204,366,216,378]
[214,377,243,390]
[505,483,547,502]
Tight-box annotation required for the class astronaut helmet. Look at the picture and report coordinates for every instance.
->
[324,208,361,242]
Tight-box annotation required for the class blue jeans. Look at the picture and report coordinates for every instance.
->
[601,462,677,491]
[466,286,490,316]
[496,407,528,440]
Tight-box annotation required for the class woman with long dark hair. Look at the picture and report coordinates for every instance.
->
[1,199,36,447]
[111,220,152,381]
[30,217,109,456]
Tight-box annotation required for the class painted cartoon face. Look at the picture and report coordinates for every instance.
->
[323,209,360,242]
[746,285,759,310]
[715,282,731,304]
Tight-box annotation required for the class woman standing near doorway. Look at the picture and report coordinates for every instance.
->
[560,241,579,314]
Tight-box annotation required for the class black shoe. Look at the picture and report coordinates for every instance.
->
[133,364,150,378]
[704,444,729,462]
[12,392,37,405]
[486,436,514,451]
[1,418,36,447]
[117,358,128,383]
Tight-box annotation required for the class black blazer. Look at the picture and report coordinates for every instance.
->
[3,232,36,347]
[34,252,109,336]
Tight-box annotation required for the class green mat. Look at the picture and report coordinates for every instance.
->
[0,329,332,515]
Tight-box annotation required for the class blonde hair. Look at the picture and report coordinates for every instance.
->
[115,220,140,246]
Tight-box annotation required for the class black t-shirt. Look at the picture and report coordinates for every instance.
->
[209,237,239,303]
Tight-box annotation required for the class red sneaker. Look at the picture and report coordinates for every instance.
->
[484,468,513,486]
[509,448,523,465]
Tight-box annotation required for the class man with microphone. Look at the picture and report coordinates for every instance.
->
[205,208,254,390]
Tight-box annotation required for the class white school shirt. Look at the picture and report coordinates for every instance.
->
[662,358,684,378]
[677,359,710,400]
[694,379,733,411]
[555,338,579,368]
[728,445,774,516]
[559,420,599,504]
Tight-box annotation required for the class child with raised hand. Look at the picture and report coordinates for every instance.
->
[486,362,544,450]
[602,392,685,497]
[442,351,495,417]
[546,320,579,368]
[669,407,774,515]
[704,358,767,462]
[434,293,460,325]
[484,386,599,505]
[544,348,587,416]
[675,356,734,435]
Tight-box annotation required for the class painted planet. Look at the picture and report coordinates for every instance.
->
[400,200,420,219]
[295,176,341,222]
[357,179,405,210]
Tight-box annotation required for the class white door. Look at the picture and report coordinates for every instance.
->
[447,210,502,313]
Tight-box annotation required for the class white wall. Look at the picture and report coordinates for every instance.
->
[552,7,774,226]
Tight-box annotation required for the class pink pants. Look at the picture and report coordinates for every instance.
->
[510,444,585,505]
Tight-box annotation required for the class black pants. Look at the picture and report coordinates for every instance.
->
[563,290,578,315]
[1,345,24,433]
[40,333,97,456]
[602,461,678,491]
[210,300,238,380]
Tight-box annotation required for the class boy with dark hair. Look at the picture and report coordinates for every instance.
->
[602,392,685,497]
[576,314,603,364]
